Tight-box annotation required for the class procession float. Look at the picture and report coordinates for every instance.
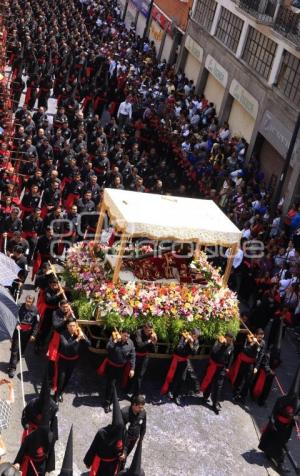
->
[64,189,242,358]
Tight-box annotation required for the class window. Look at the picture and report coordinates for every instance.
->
[215,8,244,53]
[242,27,277,80]
[277,51,300,107]
[193,0,217,31]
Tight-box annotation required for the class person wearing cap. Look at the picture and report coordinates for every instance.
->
[7,296,39,378]
[120,395,146,468]
[97,330,136,413]
[258,365,300,474]
[84,384,124,475]
[229,328,265,405]
[161,328,200,406]
[199,332,234,414]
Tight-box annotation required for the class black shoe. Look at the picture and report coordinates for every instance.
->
[174,396,182,406]
[278,464,290,475]
[212,404,220,415]
[58,394,63,403]
[167,391,173,400]
[104,405,111,413]
[200,396,209,404]
[8,369,15,378]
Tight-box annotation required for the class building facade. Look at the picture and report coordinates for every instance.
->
[176,0,300,209]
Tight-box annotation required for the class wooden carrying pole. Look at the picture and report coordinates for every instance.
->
[222,243,238,287]
[95,201,106,242]
[112,232,128,283]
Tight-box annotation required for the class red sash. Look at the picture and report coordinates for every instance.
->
[22,231,38,239]
[200,358,224,393]
[251,368,267,400]
[228,352,256,385]
[31,253,42,280]
[64,193,79,211]
[24,87,32,105]
[97,358,131,388]
[48,330,80,388]
[277,414,292,425]
[21,423,38,442]
[47,331,61,362]
[40,205,48,219]
[20,323,32,332]
[160,354,188,395]
[136,352,147,357]
[90,455,119,476]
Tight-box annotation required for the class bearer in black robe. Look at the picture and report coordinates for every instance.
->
[8,296,39,378]
[229,328,265,404]
[161,329,200,406]
[120,395,146,466]
[97,330,135,413]
[130,323,157,396]
[251,319,283,406]
[48,319,90,403]
[258,365,300,474]
[199,332,234,414]
[84,384,124,476]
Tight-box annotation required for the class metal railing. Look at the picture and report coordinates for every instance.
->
[274,5,300,46]
[238,0,277,23]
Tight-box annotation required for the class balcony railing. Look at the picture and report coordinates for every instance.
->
[274,5,300,46]
[238,0,278,23]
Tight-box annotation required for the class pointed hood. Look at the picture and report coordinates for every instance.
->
[106,383,124,448]
[39,373,51,410]
[112,383,123,428]
[128,437,144,476]
[58,426,73,476]
[288,365,300,398]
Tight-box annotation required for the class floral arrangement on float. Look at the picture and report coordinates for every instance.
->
[64,241,240,344]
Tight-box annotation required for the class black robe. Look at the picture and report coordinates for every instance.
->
[84,426,122,476]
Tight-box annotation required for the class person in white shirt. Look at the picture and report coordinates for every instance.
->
[117,97,132,128]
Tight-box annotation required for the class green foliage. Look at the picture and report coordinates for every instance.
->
[72,298,94,321]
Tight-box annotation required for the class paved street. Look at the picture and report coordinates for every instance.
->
[0,334,284,476]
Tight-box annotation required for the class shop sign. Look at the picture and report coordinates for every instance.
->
[229,79,258,119]
[205,54,228,88]
[185,35,203,63]
[260,110,300,162]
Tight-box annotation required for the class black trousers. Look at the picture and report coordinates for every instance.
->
[234,362,254,398]
[56,359,77,396]
[9,329,32,370]
[203,368,226,406]
[257,372,274,405]
[35,310,53,350]
[130,356,149,396]
[171,360,199,397]
[104,364,124,405]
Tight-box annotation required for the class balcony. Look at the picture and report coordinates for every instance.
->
[274,5,300,46]
[237,0,278,23]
